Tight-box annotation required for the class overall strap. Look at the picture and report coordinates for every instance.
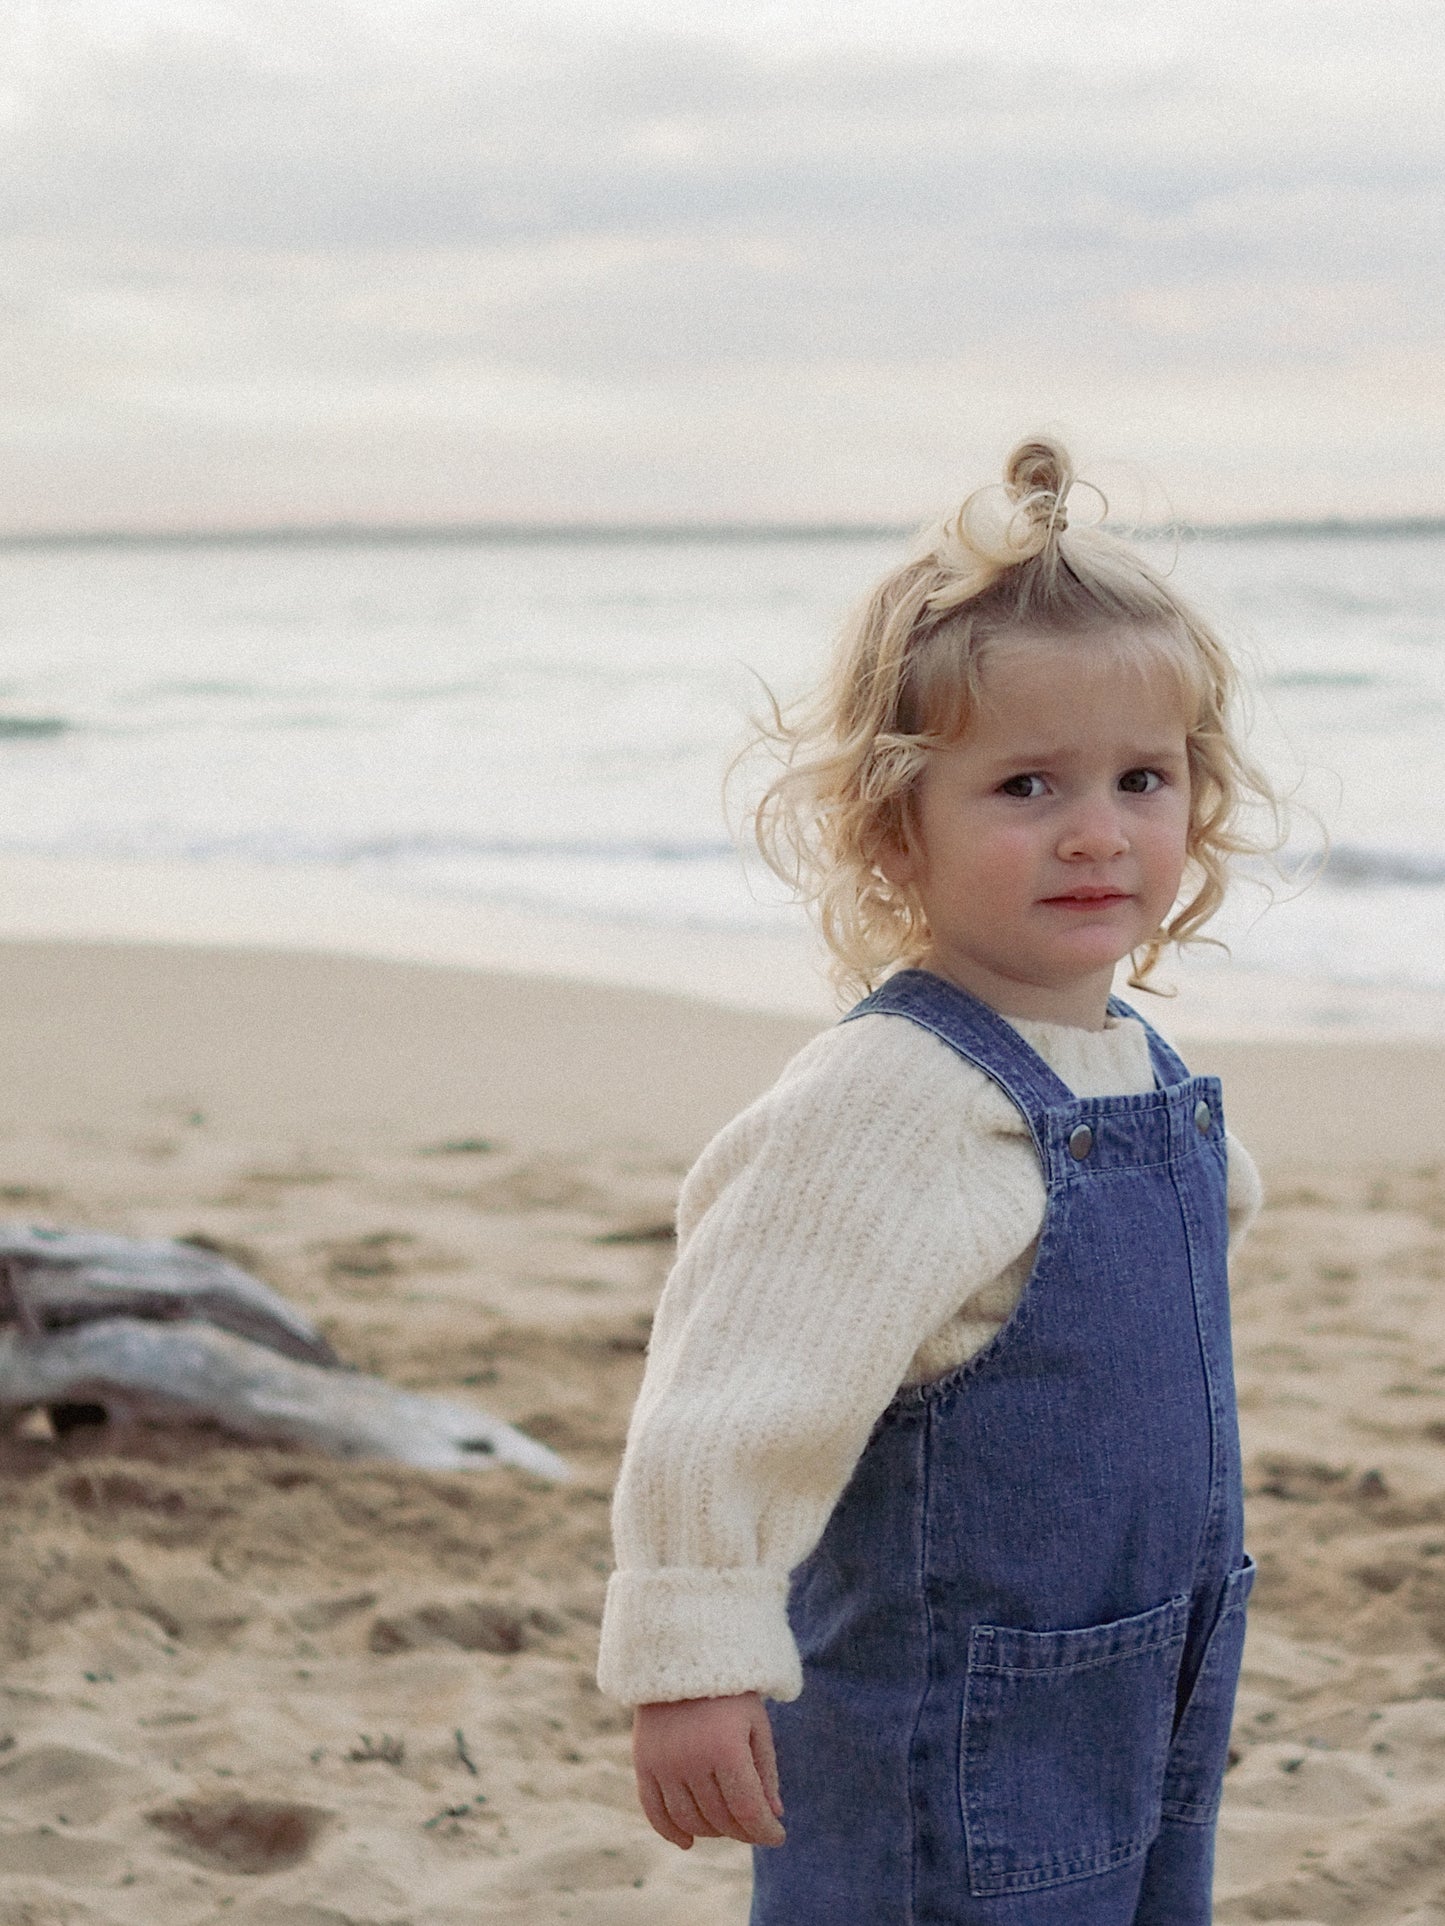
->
[1106,994,1195,1089]
[842,970,1077,1149]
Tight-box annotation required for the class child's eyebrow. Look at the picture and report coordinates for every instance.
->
[979,742,1189,767]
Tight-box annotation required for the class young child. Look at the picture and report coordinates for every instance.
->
[596,438,1277,1924]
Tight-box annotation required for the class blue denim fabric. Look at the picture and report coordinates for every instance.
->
[750,971,1253,1926]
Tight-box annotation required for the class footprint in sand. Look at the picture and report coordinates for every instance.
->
[147,1796,332,1875]
[0,1742,135,1826]
[368,1597,560,1656]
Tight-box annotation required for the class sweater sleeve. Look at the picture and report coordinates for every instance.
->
[596,1017,1048,1706]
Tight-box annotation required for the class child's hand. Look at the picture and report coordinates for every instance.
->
[632,1691,786,1850]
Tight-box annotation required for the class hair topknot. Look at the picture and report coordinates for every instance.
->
[745,431,1283,1001]
[1004,436,1075,533]
[923,435,1086,604]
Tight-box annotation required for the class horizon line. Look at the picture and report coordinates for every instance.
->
[2,514,1444,550]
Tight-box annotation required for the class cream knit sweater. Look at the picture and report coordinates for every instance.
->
[597,1007,1262,1708]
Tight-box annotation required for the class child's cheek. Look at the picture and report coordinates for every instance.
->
[978,824,1048,894]
[960,852,1038,929]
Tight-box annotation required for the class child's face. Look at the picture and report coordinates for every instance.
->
[884,631,1193,1028]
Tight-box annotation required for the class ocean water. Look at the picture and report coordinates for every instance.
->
[0,528,1442,996]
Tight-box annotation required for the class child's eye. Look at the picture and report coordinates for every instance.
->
[1118,768,1163,795]
[998,773,1047,799]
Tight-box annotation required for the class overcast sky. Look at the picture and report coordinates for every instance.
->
[4,0,1442,529]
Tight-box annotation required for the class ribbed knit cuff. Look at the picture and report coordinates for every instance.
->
[596,1566,802,1706]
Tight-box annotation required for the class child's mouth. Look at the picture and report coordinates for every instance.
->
[1042,891,1131,909]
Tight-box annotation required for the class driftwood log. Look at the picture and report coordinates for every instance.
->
[0,1226,337,1364]
[0,1228,567,1481]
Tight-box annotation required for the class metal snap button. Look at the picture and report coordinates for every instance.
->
[1068,1123,1094,1160]
[1194,1100,1213,1135]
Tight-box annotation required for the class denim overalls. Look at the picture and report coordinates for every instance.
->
[751,970,1254,1926]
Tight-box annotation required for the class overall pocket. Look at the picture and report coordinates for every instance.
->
[1160,1555,1256,1825]
[960,1594,1188,1897]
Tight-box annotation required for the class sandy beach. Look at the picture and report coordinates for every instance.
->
[1,936,1444,1924]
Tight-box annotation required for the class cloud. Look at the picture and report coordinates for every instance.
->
[1,0,1443,524]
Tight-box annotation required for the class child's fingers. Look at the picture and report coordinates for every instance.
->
[630,1694,783,1849]
[637,1770,695,1850]
[714,1761,787,1847]
[691,1770,751,1842]
[659,1778,721,1843]
[748,1704,784,1820]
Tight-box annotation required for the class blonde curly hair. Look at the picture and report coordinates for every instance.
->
[751,436,1280,1001]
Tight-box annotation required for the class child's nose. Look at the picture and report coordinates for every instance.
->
[1058,799,1129,861]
